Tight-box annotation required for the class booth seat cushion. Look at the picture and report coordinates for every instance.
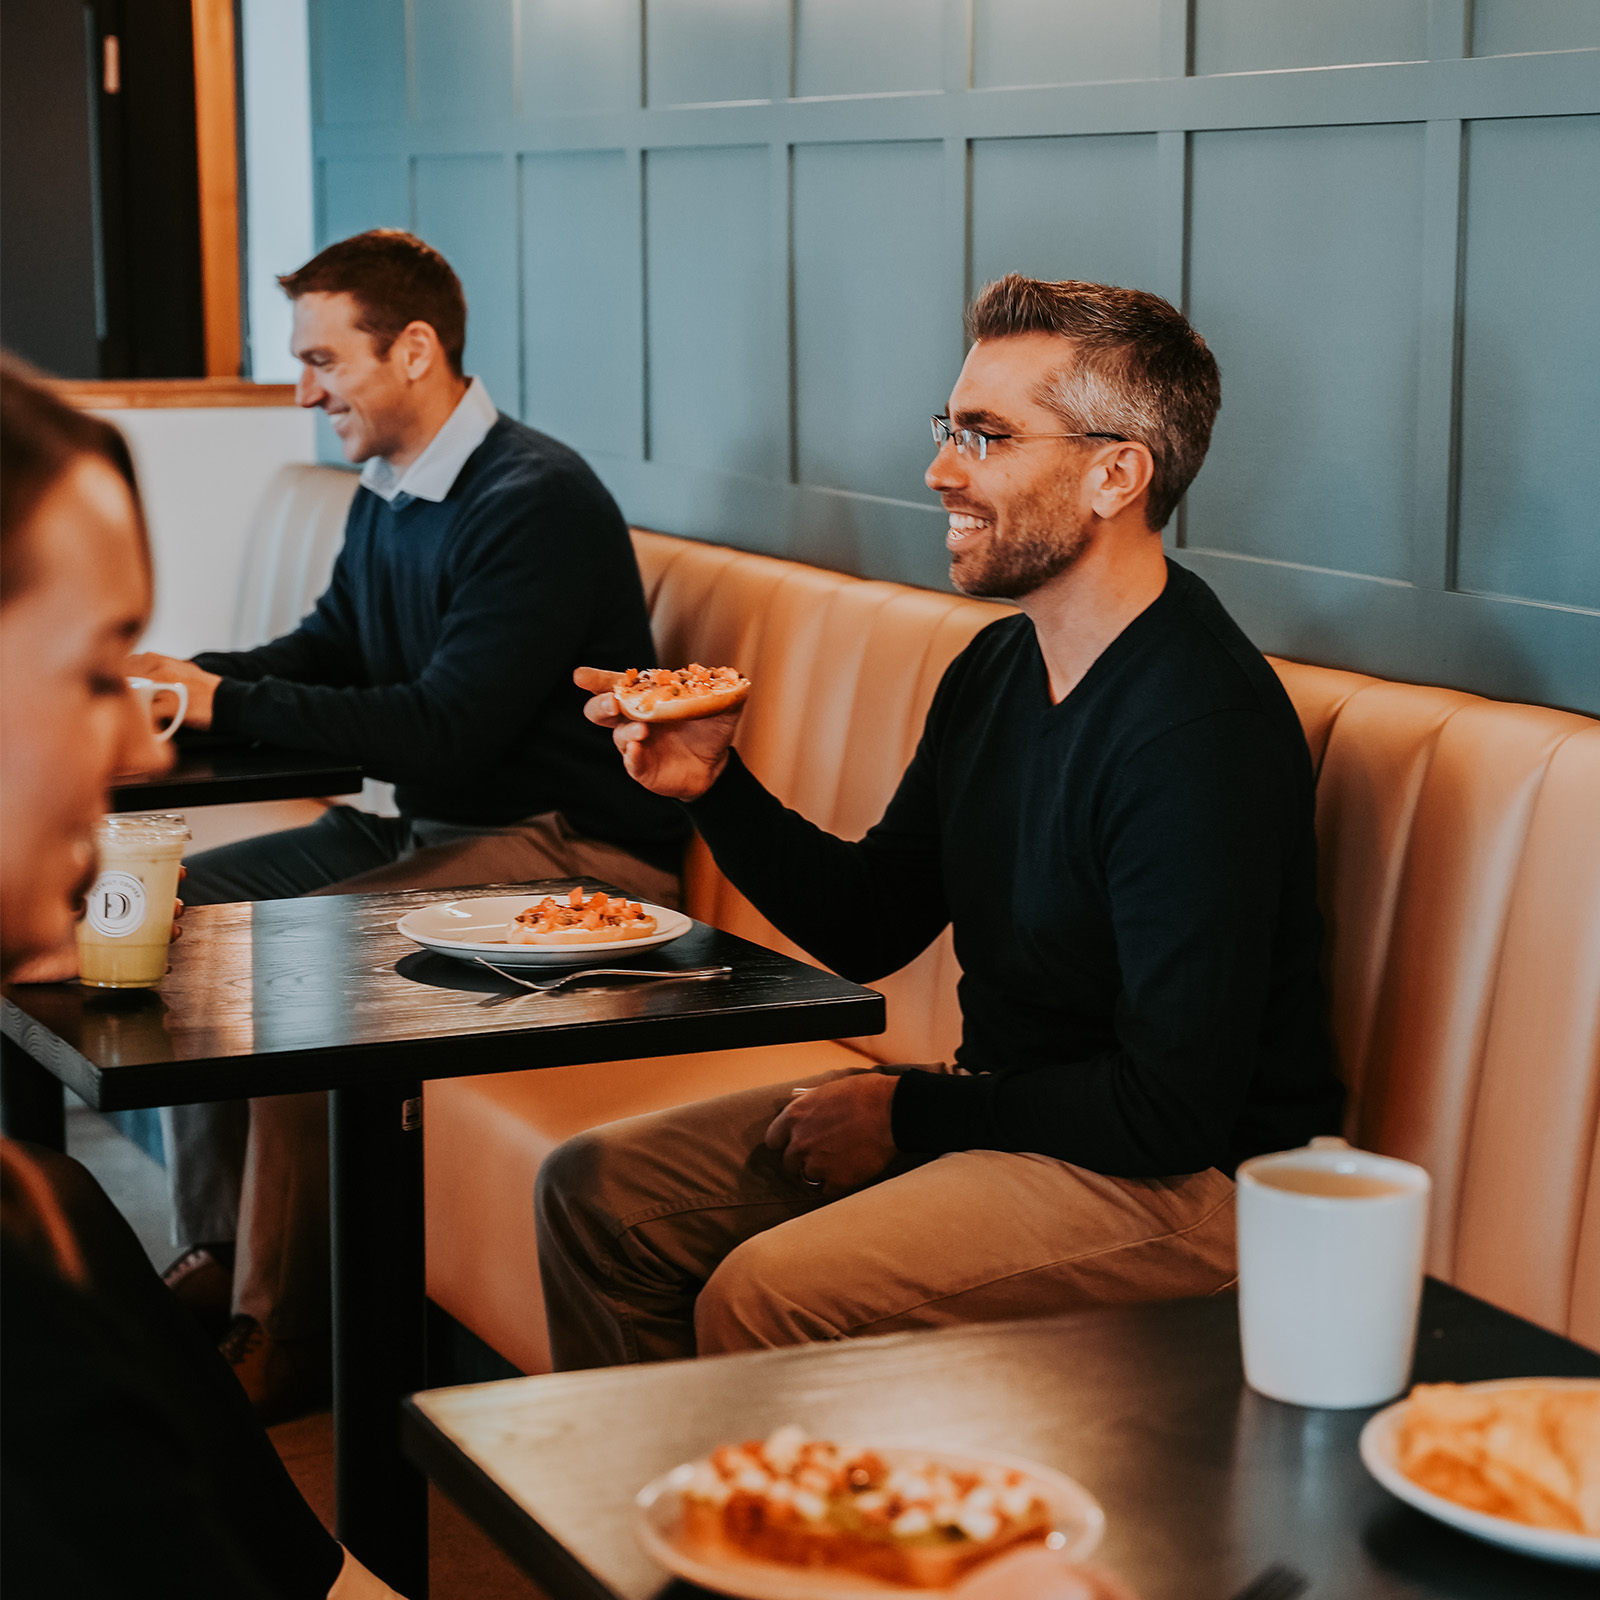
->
[424,1038,866,1375]
[182,799,331,856]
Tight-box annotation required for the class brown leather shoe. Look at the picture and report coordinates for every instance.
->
[161,1246,234,1341]
[219,1313,332,1426]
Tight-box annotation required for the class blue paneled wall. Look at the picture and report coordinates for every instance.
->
[309,1,1600,715]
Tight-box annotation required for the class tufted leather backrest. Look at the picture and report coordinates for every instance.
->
[1275,659,1600,1348]
[236,463,401,815]
[632,531,1600,1346]
[230,463,359,649]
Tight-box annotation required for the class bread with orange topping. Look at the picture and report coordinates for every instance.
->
[613,663,750,722]
[507,888,656,945]
[678,1426,1056,1587]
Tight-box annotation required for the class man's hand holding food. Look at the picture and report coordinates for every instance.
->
[575,665,744,801]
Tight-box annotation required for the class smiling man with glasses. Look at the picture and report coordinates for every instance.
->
[540,274,1345,1370]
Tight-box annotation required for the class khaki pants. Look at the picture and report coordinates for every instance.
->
[535,1067,1238,1370]
[173,809,680,1339]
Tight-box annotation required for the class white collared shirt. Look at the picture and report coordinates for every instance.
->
[359,376,499,505]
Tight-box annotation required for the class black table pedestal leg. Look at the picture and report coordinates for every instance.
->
[1,1037,65,1149]
[330,1078,428,1598]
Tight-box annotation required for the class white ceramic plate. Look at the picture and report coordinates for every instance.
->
[396,894,692,969]
[1359,1379,1600,1569]
[633,1443,1104,1599]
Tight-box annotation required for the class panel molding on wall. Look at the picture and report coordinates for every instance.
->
[1186,121,1426,583]
[308,1,1600,716]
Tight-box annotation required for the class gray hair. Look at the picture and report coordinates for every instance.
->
[966,275,1221,530]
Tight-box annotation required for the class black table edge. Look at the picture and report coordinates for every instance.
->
[401,1400,622,1600]
[1,880,888,1110]
[1412,1276,1600,1381]
[0,988,886,1112]
[109,765,364,811]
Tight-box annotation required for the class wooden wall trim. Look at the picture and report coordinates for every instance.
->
[191,0,242,378]
[53,379,296,410]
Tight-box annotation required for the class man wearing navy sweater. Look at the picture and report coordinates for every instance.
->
[133,233,684,900]
[536,275,1345,1369]
[131,231,686,1412]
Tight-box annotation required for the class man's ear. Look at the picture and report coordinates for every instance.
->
[393,320,443,383]
[1086,441,1155,522]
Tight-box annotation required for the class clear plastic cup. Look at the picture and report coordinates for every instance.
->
[76,813,190,988]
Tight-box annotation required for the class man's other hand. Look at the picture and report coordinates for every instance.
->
[575,666,741,802]
[764,1072,899,1195]
[126,652,222,732]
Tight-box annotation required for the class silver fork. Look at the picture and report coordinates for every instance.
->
[474,958,731,1006]
[1227,1563,1309,1600]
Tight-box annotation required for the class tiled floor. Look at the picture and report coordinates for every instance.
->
[66,1103,550,1600]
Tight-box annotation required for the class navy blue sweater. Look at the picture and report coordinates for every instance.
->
[199,417,688,872]
[688,561,1344,1177]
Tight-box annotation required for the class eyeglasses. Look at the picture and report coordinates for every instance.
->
[931,415,1127,461]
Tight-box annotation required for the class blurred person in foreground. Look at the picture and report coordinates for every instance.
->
[122,229,688,1418]
[538,276,1345,1368]
[0,356,404,1596]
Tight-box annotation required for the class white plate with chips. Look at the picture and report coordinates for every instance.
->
[1359,1379,1600,1568]
[397,894,692,969]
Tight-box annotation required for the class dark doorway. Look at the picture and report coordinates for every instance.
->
[1,0,208,378]
[1,0,100,376]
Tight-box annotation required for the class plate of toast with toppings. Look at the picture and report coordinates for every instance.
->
[397,888,692,969]
[633,1426,1103,1598]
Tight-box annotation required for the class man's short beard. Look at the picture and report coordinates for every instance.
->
[949,474,1091,600]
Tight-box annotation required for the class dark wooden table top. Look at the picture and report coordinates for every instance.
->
[109,730,362,811]
[0,882,885,1109]
[404,1279,1600,1600]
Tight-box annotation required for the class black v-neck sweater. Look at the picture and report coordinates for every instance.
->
[197,417,688,872]
[688,561,1343,1177]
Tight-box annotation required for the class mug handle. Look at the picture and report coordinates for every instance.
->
[150,681,188,742]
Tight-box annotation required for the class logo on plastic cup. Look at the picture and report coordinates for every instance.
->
[86,871,147,938]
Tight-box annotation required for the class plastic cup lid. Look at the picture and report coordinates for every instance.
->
[95,811,191,843]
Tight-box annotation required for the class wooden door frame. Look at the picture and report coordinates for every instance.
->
[191,0,240,377]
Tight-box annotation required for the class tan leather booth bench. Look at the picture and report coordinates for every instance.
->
[424,531,1600,1373]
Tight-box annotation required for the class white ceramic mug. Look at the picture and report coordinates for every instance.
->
[1236,1136,1430,1409]
[127,675,188,742]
